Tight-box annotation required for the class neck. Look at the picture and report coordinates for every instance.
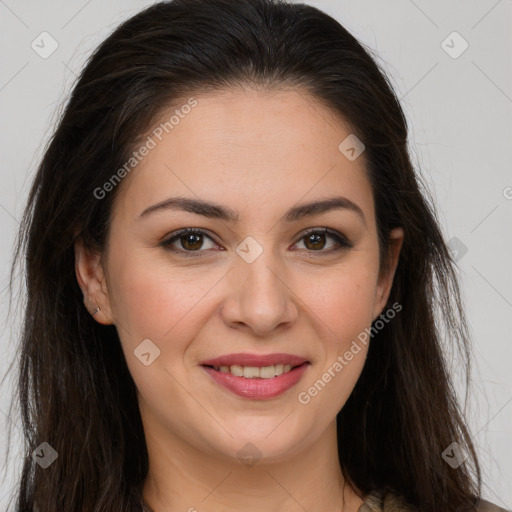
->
[141,419,364,512]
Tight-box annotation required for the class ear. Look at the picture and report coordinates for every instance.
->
[74,237,114,325]
[372,227,404,320]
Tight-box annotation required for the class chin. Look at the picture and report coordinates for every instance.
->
[205,417,311,465]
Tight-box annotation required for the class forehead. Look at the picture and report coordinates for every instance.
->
[112,88,375,227]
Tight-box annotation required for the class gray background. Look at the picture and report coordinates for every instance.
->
[1,0,511,509]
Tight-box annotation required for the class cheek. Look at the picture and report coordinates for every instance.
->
[106,251,229,397]
[297,274,372,421]
[107,249,213,341]
[296,262,376,406]
[302,263,378,341]
[109,259,205,406]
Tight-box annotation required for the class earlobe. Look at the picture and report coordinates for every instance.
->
[373,227,404,320]
[74,237,114,325]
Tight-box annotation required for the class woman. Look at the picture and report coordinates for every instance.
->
[9,0,508,511]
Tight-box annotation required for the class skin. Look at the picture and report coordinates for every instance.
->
[75,87,404,512]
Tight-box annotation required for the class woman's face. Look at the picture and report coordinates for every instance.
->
[76,88,403,464]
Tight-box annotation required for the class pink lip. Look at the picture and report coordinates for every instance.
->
[200,352,309,367]
[201,362,310,400]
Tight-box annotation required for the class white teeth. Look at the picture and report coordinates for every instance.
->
[230,365,244,377]
[211,364,299,378]
[259,365,276,378]
[243,366,260,378]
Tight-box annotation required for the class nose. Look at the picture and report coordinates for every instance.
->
[220,247,299,337]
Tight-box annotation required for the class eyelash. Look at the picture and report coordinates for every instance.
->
[159,227,353,258]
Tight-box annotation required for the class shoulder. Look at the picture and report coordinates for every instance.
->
[359,490,510,512]
[359,489,418,512]
[477,498,511,512]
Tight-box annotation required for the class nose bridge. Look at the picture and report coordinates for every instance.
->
[240,234,287,301]
[223,235,297,333]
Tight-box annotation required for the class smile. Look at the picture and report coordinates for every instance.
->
[201,361,310,400]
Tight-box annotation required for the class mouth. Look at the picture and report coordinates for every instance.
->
[200,354,311,399]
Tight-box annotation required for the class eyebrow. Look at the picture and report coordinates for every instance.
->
[137,196,366,225]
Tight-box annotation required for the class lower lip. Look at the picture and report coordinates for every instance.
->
[202,363,310,400]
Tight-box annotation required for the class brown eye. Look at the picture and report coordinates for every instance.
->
[160,227,352,258]
[303,232,328,250]
[294,228,352,254]
[160,228,219,255]
[179,232,204,251]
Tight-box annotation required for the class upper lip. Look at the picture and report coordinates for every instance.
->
[200,353,309,367]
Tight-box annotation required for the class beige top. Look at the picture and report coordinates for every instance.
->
[359,489,510,512]
[143,490,510,511]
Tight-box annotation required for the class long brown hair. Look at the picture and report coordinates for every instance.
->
[9,0,481,510]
